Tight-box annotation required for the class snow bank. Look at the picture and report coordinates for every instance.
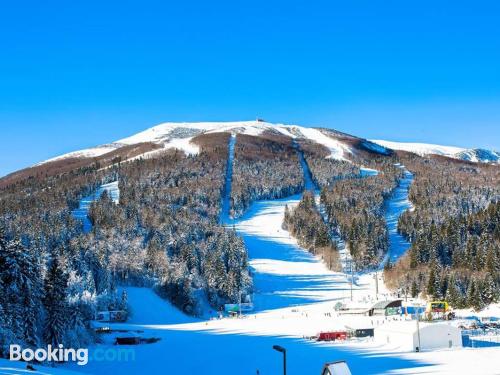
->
[0,358,82,374]
[371,139,465,158]
[297,127,351,161]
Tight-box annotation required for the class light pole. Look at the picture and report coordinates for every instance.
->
[272,345,286,375]
[349,259,353,302]
[416,314,421,352]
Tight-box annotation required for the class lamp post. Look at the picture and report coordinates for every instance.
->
[272,345,286,375]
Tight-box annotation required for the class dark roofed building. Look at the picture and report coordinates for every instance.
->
[370,300,402,316]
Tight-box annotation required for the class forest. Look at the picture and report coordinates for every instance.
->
[230,132,303,217]
[384,154,500,310]
[320,160,403,269]
[1,126,500,357]
[0,132,251,356]
[283,191,340,271]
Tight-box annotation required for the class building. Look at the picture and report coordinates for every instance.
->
[375,321,462,352]
[369,300,402,316]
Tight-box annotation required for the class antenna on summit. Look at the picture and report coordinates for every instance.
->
[256,118,265,122]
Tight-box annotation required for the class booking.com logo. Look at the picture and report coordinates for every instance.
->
[10,344,136,366]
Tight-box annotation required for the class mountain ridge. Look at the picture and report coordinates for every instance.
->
[1,121,497,188]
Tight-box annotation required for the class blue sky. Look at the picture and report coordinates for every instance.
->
[1,0,499,177]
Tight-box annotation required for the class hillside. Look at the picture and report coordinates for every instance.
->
[0,121,499,371]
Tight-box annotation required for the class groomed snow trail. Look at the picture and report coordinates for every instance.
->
[295,143,316,191]
[221,134,236,224]
[233,195,356,311]
[381,165,414,266]
[59,163,500,375]
[72,181,120,233]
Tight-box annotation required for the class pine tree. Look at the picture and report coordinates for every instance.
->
[0,233,42,346]
[411,280,419,298]
[426,260,440,298]
[445,274,464,308]
[481,274,498,305]
[43,256,69,346]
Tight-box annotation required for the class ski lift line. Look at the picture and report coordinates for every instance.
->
[221,134,236,225]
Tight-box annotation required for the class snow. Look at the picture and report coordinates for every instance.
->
[360,167,379,177]
[125,287,196,325]
[381,168,414,266]
[32,130,497,374]
[72,181,119,233]
[297,127,351,161]
[38,145,121,165]
[371,140,500,164]
[456,148,500,163]
[36,121,357,168]
[296,144,316,191]
[371,140,465,158]
[362,141,392,155]
[220,134,236,223]
[0,358,82,374]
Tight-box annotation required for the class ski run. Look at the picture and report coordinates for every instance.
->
[9,138,499,375]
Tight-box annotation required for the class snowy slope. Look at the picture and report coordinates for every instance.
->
[36,121,356,166]
[72,181,119,233]
[69,189,500,375]
[372,139,500,163]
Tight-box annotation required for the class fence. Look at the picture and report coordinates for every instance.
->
[462,328,500,348]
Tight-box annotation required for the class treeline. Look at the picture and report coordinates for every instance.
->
[230,133,303,217]
[0,224,128,355]
[385,201,499,310]
[385,154,500,310]
[398,154,499,242]
[283,191,340,271]
[91,136,252,312]
[0,132,252,355]
[321,162,403,269]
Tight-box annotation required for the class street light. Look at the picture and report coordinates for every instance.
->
[272,345,287,375]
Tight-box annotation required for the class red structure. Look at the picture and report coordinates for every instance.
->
[317,331,347,341]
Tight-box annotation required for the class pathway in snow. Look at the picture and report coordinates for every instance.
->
[57,162,500,375]
[72,181,120,233]
[381,166,414,267]
[233,195,356,311]
[232,150,388,311]
[295,142,316,191]
[220,134,236,224]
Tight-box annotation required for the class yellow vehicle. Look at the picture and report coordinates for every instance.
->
[425,301,455,320]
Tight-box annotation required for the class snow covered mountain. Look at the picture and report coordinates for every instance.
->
[40,121,496,167]
[371,139,500,163]
[2,121,497,188]
[38,121,374,165]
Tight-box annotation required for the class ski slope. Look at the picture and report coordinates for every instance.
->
[381,166,414,266]
[32,140,498,374]
[58,170,500,375]
[72,181,119,233]
[220,134,236,223]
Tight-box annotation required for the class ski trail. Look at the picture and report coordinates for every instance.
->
[380,165,414,267]
[72,181,120,233]
[233,195,356,311]
[294,142,317,192]
[230,145,383,312]
[294,143,357,282]
[221,134,236,224]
